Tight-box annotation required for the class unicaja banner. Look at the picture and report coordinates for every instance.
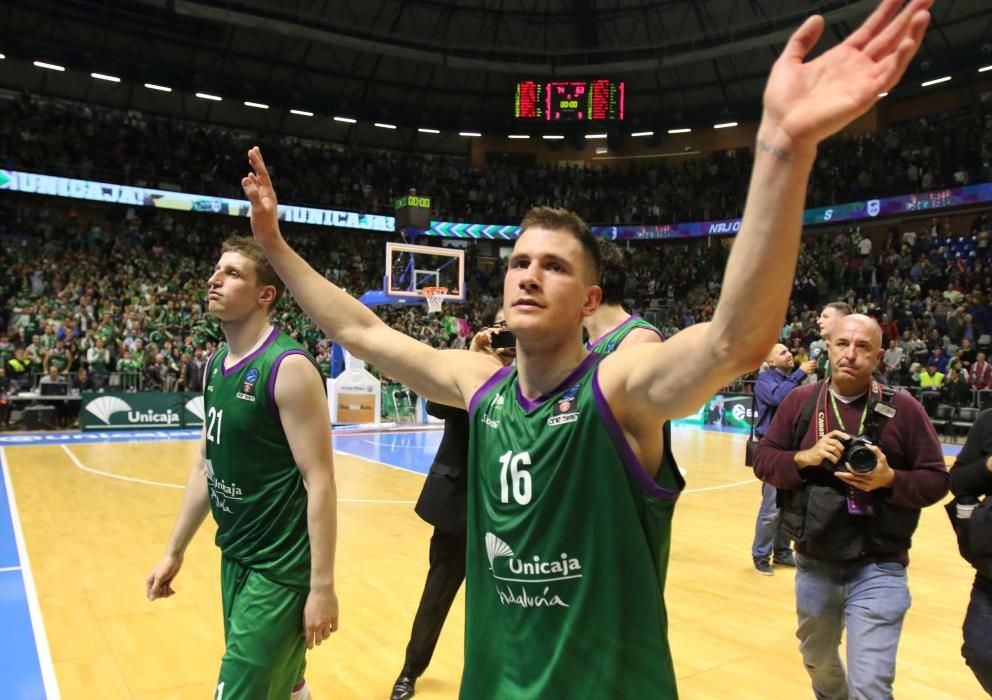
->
[80,392,206,431]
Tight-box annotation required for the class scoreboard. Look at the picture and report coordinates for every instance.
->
[514,80,624,121]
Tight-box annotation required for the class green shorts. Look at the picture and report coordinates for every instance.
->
[216,556,307,700]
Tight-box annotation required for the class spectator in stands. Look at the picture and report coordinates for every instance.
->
[882,339,905,385]
[184,347,207,392]
[143,353,166,391]
[971,353,992,392]
[960,338,978,367]
[927,347,949,374]
[71,368,95,393]
[920,363,945,390]
[6,348,33,391]
[944,368,974,408]
[0,368,12,430]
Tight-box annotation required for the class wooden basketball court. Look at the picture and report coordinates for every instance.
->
[1,425,982,699]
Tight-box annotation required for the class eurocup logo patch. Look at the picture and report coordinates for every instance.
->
[867,199,881,217]
[549,383,581,426]
[237,367,259,402]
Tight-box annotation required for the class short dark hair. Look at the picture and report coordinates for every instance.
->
[597,239,627,306]
[221,236,285,312]
[482,298,504,327]
[825,301,853,316]
[519,207,601,284]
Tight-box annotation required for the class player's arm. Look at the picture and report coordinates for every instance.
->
[275,354,340,649]
[146,432,211,600]
[602,0,930,423]
[241,148,499,408]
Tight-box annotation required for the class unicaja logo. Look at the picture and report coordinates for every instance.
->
[127,409,180,425]
[485,532,582,610]
[85,396,132,424]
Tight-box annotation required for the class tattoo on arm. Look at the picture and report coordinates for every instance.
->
[756,140,793,162]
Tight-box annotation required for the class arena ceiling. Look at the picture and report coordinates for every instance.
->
[1,0,990,152]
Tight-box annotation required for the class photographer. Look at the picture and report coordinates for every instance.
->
[949,408,992,694]
[754,314,948,699]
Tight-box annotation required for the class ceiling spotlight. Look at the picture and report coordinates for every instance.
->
[290,109,314,116]
[244,101,269,109]
[144,83,172,92]
[91,72,120,83]
[631,131,654,137]
[714,122,738,129]
[334,116,357,124]
[33,61,65,72]
[195,92,222,101]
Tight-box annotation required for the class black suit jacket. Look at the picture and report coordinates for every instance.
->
[414,401,469,532]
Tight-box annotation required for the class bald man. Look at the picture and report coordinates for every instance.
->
[750,344,817,575]
[754,315,948,699]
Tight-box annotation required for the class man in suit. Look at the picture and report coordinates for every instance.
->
[391,303,514,700]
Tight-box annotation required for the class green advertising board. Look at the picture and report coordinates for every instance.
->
[80,392,205,431]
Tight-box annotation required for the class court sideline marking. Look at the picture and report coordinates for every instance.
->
[0,447,61,700]
[59,445,416,503]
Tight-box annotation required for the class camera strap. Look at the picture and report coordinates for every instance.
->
[818,380,881,440]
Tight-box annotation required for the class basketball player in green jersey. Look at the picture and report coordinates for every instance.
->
[242,3,930,696]
[146,237,338,700]
[584,239,665,353]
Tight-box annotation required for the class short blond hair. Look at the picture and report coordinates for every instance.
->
[221,236,284,312]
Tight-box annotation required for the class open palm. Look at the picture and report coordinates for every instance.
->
[241,146,280,245]
[764,0,932,149]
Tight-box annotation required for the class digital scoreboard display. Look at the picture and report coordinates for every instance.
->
[514,80,624,121]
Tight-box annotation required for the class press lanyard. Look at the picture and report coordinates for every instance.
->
[829,391,869,435]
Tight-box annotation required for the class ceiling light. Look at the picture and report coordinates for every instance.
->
[714,122,738,129]
[244,101,269,109]
[417,128,440,134]
[878,92,889,97]
[33,61,65,72]
[508,134,530,139]
[374,122,397,129]
[91,72,120,83]
[459,131,482,137]
[585,133,607,139]
[542,135,564,140]
[195,92,222,101]
[631,131,654,137]
[667,128,691,134]
[980,65,992,73]
[921,76,951,87]
[290,109,313,116]
[144,83,172,92]
[334,116,357,124]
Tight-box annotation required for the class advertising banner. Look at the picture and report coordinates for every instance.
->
[80,392,205,431]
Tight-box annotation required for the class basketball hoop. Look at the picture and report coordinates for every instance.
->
[422,286,448,314]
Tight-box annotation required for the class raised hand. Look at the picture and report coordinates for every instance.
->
[241,146,281,245]
[762,0,932,154]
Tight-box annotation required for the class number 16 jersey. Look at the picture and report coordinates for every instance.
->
[464,352,684,699]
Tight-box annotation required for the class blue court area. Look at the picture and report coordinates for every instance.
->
[333,430,443,475]
[0,451,48,700]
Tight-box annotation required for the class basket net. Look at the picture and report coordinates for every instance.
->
[422,286,448,314]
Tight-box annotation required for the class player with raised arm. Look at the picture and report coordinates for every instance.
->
[241,3,930,695]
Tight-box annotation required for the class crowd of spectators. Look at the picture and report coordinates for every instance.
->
[1,91,990,226]
[2,88,992,429]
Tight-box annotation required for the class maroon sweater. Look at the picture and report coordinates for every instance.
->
[754,382,949,564]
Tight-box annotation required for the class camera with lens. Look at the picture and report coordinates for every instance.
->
[835,386,897,474]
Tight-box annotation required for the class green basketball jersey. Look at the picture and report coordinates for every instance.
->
[465,353,684,699]
[203,327,313,591]
[587,314,664,354]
